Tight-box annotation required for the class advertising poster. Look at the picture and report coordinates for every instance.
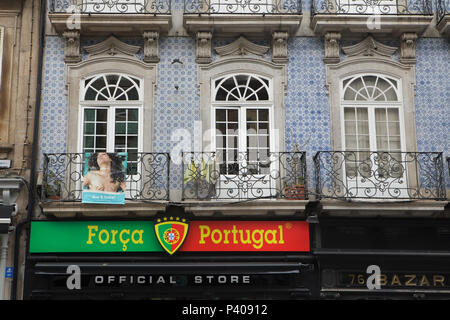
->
[81,152,127,204]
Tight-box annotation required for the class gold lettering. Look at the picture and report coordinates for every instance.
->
[198,225,210,244]
[98,229,109,244]
[405,274,417,286]
[223,230,231,244]
[379,274,387,286]
[278,225,285,244]
[391,274,401,286]
[433,275,445,287]
[86,225,98,244]
[131,229,144,244]
[110,230,118,244]
[419,275,430,287]
[264,230,278,244]
[119,229,130,251]
[232,225,238,244]
[211,229,222,244]
[239,230,251,244]
[251,230,264,249]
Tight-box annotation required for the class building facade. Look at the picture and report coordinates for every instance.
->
[0,0,43,300]
[15,0,450,299]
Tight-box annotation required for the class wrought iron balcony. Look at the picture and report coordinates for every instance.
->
[41,152,170,202]
[311,0,432,15]
[314,151,445,200]
[184,0,302,14]
[181,151,307,201]
[49,0,171,14]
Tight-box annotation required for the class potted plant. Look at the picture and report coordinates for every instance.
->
[184,157,217,200]
[284,144,306,200]
[43,170,62,201]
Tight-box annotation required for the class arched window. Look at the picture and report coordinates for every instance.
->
[79,73,143,175]
[214,74,270,102]
[212,73,273,177]
[342,75,399,102]
[341,73,406,193]
[83,74,141,101]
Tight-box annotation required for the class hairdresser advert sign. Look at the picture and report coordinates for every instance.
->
[81,152,127,204]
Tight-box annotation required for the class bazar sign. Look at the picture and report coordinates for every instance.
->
[29,220,309,253]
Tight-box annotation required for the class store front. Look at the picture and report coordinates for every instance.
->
[313,218,450,300]
[24,217,317,299]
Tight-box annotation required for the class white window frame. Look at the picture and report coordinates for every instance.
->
[210,73,277,199]
[339,73,406,154]
[339,73,410,199]
[77,73,144,154]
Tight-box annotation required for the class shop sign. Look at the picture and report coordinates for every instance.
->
[337,271,450,289]
[29,220,309,253]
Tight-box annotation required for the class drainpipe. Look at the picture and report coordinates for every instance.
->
[11,0,46,300]
[0,234,8,300]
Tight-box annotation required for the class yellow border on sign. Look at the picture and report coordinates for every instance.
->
[155,221,189,255]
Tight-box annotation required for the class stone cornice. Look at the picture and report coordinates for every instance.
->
[84,35,141,58]
[342,36,397,58]
[215,36,269,57]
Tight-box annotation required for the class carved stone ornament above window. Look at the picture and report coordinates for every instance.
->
[84,35,141,60]
[215,36,269,58]
[342,36,397,58]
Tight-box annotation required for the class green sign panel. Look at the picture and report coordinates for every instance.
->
[29,221,164,253]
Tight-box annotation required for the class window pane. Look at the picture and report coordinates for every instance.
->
[128,109,138,121]
[247,123,257,134]
[387,108,399,121]
[84,123,94,135]
[345,121,356,134]
[376,122,388,136]
[357,121,369,135]
[345,135,357,149]
[228,110,238,122]
[84,109,95,121]
[216,123,226,135]
[227,123,238,135]
[258,122,269,134]
[116,109,127,121]
[96,136,107,149]
[344,108,356,121]
[84,136,94,149]
[375,108,386,122]
[96,109,107,122]
[246,109,257,122]
[127,136,138,148]
[115,123,126,134]
[356,108,368,121]
[127,123,138,135]
[259,109,269,121]
[388,122,400,136]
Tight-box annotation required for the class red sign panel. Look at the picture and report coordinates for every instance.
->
[180,221,309,252]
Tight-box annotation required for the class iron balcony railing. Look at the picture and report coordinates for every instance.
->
[49,0,171,14]
[41,152,170,202]
[184,0,302,14]
[181,151,307,200]
[437,0,450,24]
[314,151,445,200]
[311,0,432,15]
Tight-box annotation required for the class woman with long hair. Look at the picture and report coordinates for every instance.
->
[82,152,126,192]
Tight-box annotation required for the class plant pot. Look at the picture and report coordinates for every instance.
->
[284,184,306,200]
[48,195,62,201]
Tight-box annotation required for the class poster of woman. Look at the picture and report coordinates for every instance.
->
[82,152,127,204]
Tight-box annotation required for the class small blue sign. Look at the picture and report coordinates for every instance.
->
[5,267,13,279]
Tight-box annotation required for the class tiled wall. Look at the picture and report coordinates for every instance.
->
[39,35,450,190]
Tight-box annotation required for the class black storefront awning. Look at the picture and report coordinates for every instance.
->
[0,205,14,234]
